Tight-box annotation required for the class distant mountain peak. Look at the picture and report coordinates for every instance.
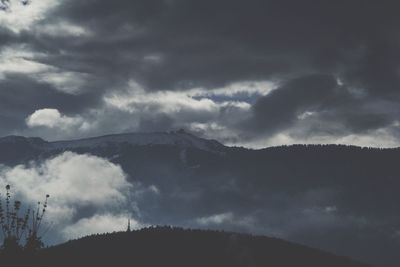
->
[48,131,225,152]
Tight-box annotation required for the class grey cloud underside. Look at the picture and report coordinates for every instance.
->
[2,0,400,144]
[49,0,400,90]
[247,74,397,137]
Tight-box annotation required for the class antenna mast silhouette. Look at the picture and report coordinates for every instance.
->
[127,219,131,232]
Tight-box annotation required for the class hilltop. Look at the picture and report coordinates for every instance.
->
[3,227,374,267]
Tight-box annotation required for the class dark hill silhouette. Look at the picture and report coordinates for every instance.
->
[4,227,374,267]
[0,132,399,266]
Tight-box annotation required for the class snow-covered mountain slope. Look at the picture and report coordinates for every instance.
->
[49,130,224,152]
[0,130,225,153]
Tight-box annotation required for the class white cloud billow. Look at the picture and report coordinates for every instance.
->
[0,0,58,33]
[0,45,51,79]
[0,45,90,94]
[104,80,274,115]
[104,80,219,115]
[26,108,85,130]
[0,152,136,241]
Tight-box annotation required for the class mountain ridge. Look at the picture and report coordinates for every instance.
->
[34,227,374,267]
[0,130,225,152]
[1,131,399,152]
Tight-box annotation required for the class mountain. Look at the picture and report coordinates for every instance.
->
[5,227,374,267]
[0,131,399,266]
[0,130,224,164]
[50,129,225,151]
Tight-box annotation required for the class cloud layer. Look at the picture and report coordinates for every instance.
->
[1,1,400,147]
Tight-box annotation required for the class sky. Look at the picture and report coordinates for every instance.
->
[1,2,400,265]
[1,0,400,148]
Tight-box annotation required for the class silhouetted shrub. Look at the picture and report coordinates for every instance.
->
[0,185,49,255]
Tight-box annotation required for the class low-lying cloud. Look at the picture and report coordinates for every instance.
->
[26,108,85,130]
[0,152,138,242]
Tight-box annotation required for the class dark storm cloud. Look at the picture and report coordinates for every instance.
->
[45,0,301,90]
[245,74,396,137]
[249,74,340,134]
[2,0,400,142]
[45,0,400,91]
